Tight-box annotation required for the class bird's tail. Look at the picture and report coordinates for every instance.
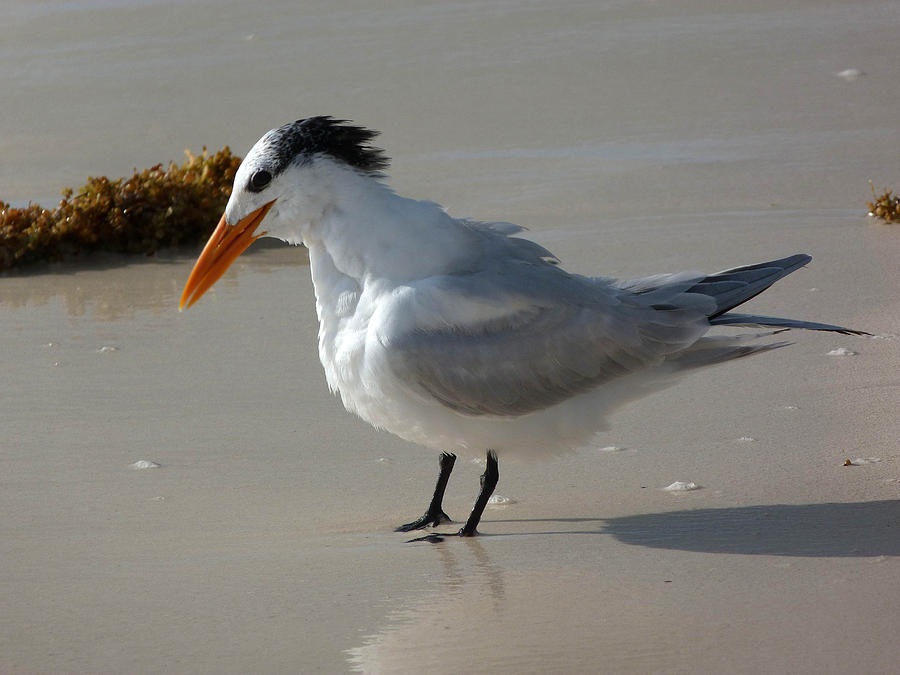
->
[709,312,866,335]
[691,254,867,336]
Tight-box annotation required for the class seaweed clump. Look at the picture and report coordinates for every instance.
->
[867,184,900,224]
[0,147,242,270]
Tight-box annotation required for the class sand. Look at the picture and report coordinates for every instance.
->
[2,1,900,673]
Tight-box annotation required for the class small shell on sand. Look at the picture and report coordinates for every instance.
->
[663,481,700,492]
[844,457,881,466]
[827,347,858,356]
[488,494,516,505]
[834,68,863,81]
[130,460,162,469]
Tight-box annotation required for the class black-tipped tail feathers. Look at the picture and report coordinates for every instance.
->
[694,254,866,335]
[690,254,811,319]
[710,313,867,336]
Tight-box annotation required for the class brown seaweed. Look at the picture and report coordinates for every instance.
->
[0,147,241,270]
[867,183,900,224]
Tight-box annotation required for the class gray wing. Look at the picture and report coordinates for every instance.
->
[384,249,863,418]
[383,265,711,417]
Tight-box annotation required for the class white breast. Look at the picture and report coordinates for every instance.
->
[307,241,642,459]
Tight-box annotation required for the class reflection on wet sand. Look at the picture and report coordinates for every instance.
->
[0,242,306,320]
[346,538,505,673]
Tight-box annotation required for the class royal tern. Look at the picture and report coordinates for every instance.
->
[180,116,864,537]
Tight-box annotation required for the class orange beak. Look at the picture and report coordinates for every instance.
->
[179,199,276,310]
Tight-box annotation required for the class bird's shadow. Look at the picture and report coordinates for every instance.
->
[490,500,900,557]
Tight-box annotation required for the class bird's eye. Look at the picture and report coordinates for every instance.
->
[249,169,272,192]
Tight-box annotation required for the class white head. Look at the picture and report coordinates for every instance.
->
[180,117,389,309]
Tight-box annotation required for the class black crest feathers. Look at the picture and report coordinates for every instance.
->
[255,116,390,179]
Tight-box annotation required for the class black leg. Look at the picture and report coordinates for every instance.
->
[458,450,499,537]
[395,452,457,532]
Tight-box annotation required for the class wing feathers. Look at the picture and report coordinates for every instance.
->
[381,251,861,418]
[386,273,707,416]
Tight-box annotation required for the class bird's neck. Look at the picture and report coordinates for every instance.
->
[305,173,475,285]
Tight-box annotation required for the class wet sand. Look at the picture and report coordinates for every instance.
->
[3,1,900,673]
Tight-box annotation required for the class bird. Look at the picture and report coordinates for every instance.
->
[180,116,864,538]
